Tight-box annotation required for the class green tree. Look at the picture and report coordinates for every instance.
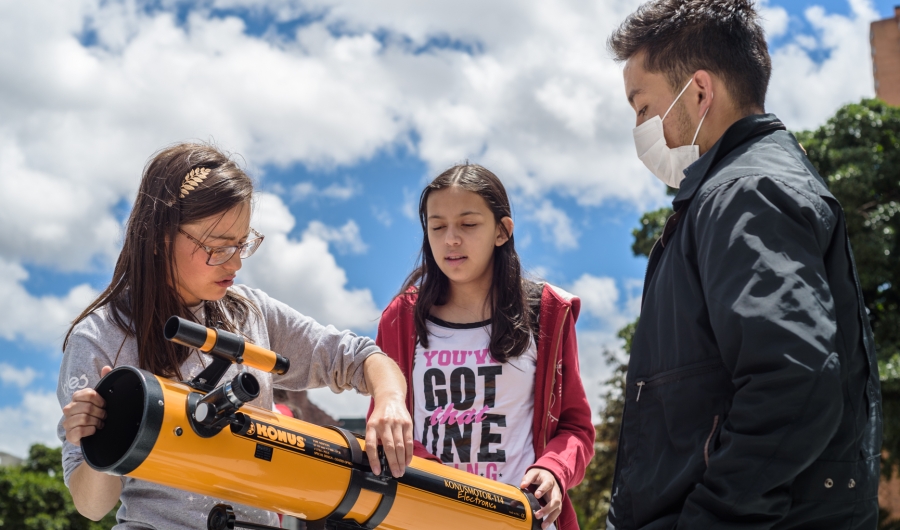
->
[630,207,673,257]
[0,444,118,529]
[571,98,900,528]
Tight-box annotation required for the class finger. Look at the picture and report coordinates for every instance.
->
[541,508,562,529]
[520,468,540,490]
[402,418,414,467]
[541,503,562,529]
[535,475,555,499]
[391,423,406,475]
[63,417,105,443]
[364,422,381,476]
[65,424,99,446]
[544,488,562,514]
[63,401,107,421]
[100,366,113,377]
[71,388,106,409]
[536,485,562,520]
[63,411,104,430]
[381,425,402,478]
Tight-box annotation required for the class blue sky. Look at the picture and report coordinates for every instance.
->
[0,0,894,458]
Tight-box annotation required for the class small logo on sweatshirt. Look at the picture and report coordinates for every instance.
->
[66,374,89,395]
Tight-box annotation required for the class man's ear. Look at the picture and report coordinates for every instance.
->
[496,217,514,246]
[692,70,714,119]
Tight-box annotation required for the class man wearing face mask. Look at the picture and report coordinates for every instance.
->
[605,1,882,529]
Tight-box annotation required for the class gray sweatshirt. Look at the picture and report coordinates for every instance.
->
[56,284,383,529]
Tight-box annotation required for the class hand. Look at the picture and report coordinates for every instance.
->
[365,393,413,478]
[520,467,562,529]
[62,366,111,446]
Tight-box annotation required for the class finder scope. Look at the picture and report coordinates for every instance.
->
[164,316,290,376]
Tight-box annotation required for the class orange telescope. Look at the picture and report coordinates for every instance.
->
[81,317,543,530]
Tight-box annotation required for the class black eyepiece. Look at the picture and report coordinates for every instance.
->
[191,372,261,432]
[231,372,260,403]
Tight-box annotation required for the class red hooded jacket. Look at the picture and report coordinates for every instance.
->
[371,283,595,530]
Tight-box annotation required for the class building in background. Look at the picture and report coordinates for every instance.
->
[0,451,22,467]
[871,6,900,106]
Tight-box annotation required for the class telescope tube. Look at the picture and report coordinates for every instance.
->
[81,367,542,530]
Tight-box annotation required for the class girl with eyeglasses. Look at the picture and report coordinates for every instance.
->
[57,143,413,528]
[373,164,595,530]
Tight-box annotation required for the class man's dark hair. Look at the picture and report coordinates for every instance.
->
[608,0,771,113]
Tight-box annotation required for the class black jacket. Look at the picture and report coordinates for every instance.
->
[607,114,882,529]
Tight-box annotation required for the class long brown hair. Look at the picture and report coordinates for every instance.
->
[402,164,540,363]
[64,143,257,379]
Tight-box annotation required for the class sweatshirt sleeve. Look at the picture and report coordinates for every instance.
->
[259,288,384,396]
[55,319,121,487]
[531,306,595,491]
[678,175,842,527]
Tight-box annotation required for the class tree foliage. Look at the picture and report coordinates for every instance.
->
[0,444,118,529]
[572,99,899,528]
[630,207,673,257]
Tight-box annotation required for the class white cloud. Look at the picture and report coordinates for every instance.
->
[0,139,122,271]
[401,187,419,221]
[1,0,871,275]
[371,206,393,227]
[0,363,39,389]
[526,200,580,251]
[572,275,619,321]
[304,220,368,255]
[766,0,879,130]
[0,0,663,275]
[568,273,640,332]
[291,180,361,202]
[241,193,381,331]
[759,0,790,40]
[0,391,62,458]
[0,259,97,348]
[0,1,405,269]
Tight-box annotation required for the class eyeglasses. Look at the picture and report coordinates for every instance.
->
[178,227,265,266]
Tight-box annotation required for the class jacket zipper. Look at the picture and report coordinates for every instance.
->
[634,360,723,402]
[542,306,570,450]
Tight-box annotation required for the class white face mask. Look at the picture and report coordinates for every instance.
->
[632,78,710,188]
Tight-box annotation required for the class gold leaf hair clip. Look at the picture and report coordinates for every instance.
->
[180,167,211,198]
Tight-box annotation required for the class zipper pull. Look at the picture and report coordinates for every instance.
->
[636,381,645,402]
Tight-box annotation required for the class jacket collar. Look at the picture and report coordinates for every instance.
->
[672,113,786,211]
